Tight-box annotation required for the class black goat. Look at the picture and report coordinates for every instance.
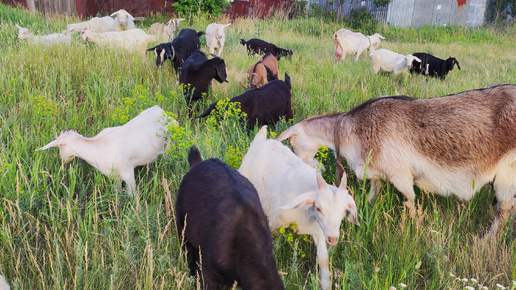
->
[197,73,293,129]
[240,38,293,60]
[147,28,205,71]
[409,52,461,79]
[176,147,284,290]
[180,50,228,103]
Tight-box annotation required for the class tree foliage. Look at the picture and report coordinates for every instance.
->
[172,0,230,18]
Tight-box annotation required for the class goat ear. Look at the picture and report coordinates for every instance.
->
[346,202,360,226]
[36,139,59,151]
[15,24,22,29]
[276,126,297,141]
[455,60,461,70]
[279,191,317,210]
[338,171,347,189]
[414,57,421,63]
[316,172,327,190]
[110,11,118,17]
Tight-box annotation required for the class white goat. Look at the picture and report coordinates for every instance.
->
[81,28,157,55]
[15,24,72,45]
[36,105,175,194]
[0,274,9,290]
[110,9,136,31]
[370,48,422,75]
[238,126,359,290]
[148,18,184,42]
[205,23,231,55]
[334,28,385,61]
[66,16,115,33]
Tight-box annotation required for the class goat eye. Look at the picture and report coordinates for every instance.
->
[316,207,323,214]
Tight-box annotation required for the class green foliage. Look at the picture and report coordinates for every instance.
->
[171,0,230,18]
[112,85,166,125]
[349,7,377,33]
[205,98,247,130]
[373,0,391,7]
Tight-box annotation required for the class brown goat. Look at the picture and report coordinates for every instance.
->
[240,52,279,90]
[277,84,516,234]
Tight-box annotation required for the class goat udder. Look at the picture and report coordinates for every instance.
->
[327,236,338,245]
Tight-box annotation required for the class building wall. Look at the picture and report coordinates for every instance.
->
[387,0,488,27]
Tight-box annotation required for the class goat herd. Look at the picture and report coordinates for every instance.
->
[9,8,515,290]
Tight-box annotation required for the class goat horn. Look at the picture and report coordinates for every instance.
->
[239,81,248,90]
[209,53,219,58]
[170,46,175,61]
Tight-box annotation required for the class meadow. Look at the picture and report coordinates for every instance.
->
[0,3,516,289]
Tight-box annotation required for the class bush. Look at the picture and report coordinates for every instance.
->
[349,7,377,33]
[172,0,230,18]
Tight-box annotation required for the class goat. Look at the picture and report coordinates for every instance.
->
[0,274,9,290]
[179,50,228,103]
[410,52,461,79]
[277,84,516,234]
[370,48,421,75]
[197,73,293,129]
[36,105,175,194]
[148,18,184,42]
[15,24,73,45]
[205,23,231,55]
[110,9,136,31]
[334,28,385,61]
[66,16,115,33]
[239,52,279,90]
[147,28,205,70]
[238,126,359,290]
[176,146,284,289]
[80,28,158,56]
[240,38,292,60]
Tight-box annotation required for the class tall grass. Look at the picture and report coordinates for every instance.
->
[1,3,515,289]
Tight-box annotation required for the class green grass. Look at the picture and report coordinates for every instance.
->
[1,3,515,289]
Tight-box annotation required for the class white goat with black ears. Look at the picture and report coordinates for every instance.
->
[36,105,177,194]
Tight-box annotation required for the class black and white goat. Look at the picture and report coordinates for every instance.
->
[179,50,228,103]
[147,28,205,70]
[175,147,284,289]
[410,52,461,79]
[197,73,293,129]
[240,38,292,60]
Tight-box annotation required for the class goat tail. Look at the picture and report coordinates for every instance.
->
[196,101,218,119]
[197,31,206,37]
[188,146,203,168]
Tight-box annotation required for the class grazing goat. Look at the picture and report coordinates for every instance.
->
[238,126,359,290]
[277,84,516,234]
[334,28,385,61]
[110,9,136,31]
[66,16,115,33]
[37,105,175,194]
[410,52,461,79]
[370,49,421,75]
[148,18,184,42]
[176,146,284,289]
[205,23,231,55]
[180,50,228,103]
[147,28,205,70]
[240,38,292,60]
[15,24,72,45]
[198,73,293,129]
[240,52,279,90]
[81,28,158,55]
[0,274,9,290]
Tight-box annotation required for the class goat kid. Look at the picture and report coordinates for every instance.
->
[277,84,516,234]
[205,22,231,55]
[240,38,292,60]
[410,52,461,79]
[176,146,284,289]
[148,18,184,42]
[180,50,228,103]
[37,105,175,194]
[147,28,205,70]
[238,126,358,290]
[197,73,292,129]
[240,52,279,90]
